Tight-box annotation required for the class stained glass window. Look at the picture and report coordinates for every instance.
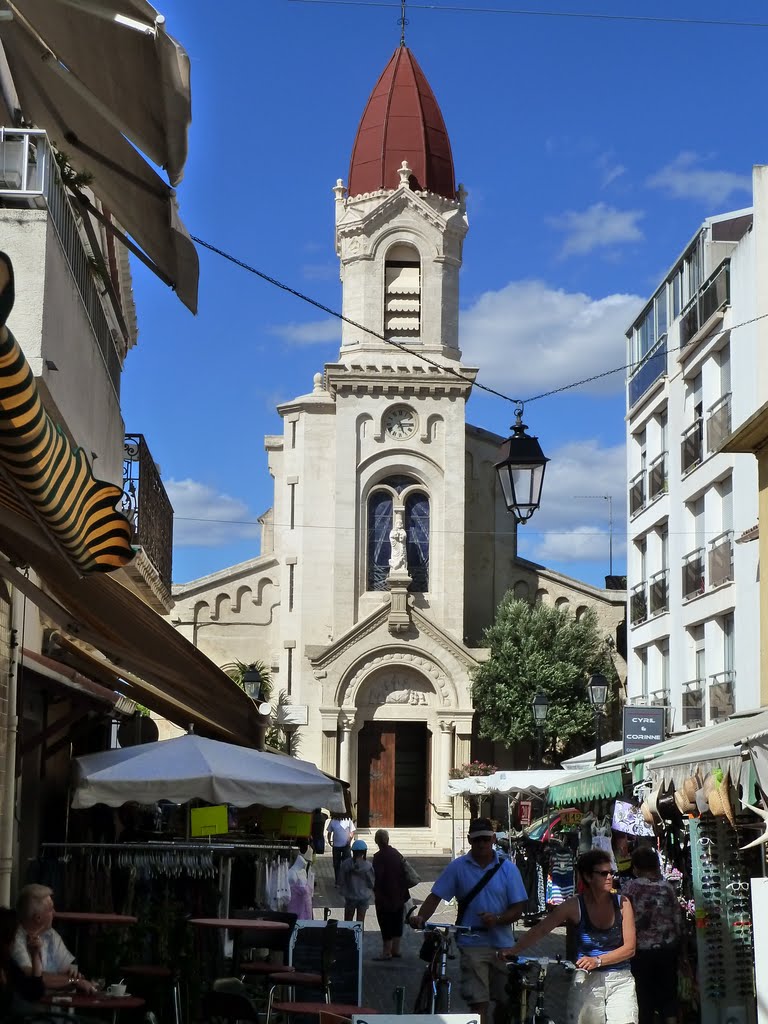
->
[366,478,430,592]
[367,490,393,591]
[406,492,429,592]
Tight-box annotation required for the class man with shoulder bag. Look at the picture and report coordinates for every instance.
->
[410,818,527,1024]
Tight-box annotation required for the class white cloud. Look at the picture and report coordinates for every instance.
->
[518,439,628,565]
[460,279,642,397]
[647,152,751,205]
[167,478,262,547]
[596,153,626,189]
[269,318,340,345]
[548,203,644,257]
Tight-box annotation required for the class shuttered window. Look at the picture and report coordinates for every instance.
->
[384,244,421,341]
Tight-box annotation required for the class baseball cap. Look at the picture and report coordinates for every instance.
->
[468,818,495,839]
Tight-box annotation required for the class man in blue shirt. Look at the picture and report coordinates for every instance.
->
[410,818,527,1024]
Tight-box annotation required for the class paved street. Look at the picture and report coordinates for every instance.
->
[312,852,570,1018]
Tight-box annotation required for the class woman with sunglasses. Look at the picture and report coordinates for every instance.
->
[499,848,637,1024]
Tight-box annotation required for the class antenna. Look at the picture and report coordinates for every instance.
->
[399,0,408,45]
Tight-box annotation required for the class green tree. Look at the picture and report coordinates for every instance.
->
[471,597,618,762]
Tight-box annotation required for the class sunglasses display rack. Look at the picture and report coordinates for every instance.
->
[688,817,756,1024]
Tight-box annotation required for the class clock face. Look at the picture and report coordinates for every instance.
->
[384,406,417,440]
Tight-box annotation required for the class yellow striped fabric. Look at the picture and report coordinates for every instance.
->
[0,327,135,573]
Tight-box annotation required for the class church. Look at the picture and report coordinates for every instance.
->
[170,45,626,850]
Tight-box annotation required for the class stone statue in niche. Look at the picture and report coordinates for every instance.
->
[388,510,407,572]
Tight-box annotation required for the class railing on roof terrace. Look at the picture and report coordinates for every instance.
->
[0,128,121,395]
[708,670,735,723]
[123,434,173,593]
[628,334,667,408]
[680,261,730,349]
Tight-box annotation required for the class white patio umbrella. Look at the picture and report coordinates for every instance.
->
[71,734,347,813]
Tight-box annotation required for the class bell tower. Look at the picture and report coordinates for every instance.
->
[333,46,468,362]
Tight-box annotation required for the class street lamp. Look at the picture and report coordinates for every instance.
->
[242,666,272,749]
[587,672,610,765]
[531,691,550,768]
[494,403,550,524]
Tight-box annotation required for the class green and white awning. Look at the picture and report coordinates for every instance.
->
[547,767,625,807]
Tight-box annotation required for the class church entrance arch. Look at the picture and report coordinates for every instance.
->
[352,665,436,829]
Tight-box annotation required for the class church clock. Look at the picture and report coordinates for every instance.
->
[384,405,417,440]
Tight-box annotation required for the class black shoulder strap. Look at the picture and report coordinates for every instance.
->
[456,858,504,925]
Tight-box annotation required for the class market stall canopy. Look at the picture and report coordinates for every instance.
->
[0,0,198,311]
[72,734,347,812]
[547,766,624,807]
[561,741,624,772]
[447,770,564,798]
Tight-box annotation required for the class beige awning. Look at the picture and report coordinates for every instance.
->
[0,0,198,312]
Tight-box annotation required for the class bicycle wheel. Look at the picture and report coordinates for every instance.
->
[413,970,435,1013]
[434,978,451,1013]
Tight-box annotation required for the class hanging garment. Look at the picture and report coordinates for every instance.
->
[547,849,575,905]
[287,853,315,920]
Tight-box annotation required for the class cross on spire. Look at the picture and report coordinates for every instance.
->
[399,0,408,46]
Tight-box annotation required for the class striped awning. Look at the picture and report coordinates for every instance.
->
[547,767,625,807]
[0,326,135,573]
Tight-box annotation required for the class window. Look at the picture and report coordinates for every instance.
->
[384,243,421,342]
[639,648,649,699]
[693,624,706,682]
[722,613,735,673]
[719,476,733,533]
[367,476,429,592]
[660,638,670,695]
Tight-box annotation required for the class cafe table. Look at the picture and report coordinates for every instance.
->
[188,917,290,977]
[42,991,144,1024]
[54,911,138,961]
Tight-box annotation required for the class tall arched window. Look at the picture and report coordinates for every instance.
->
[384,243,421,342]
[366,477,430,592]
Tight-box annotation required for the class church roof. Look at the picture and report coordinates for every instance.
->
[348,46,456,200]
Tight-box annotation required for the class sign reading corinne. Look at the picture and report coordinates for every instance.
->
[622,706,666,754]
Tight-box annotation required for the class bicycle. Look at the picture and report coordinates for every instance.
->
[412,923,471,1013]
[503,955,582,1024]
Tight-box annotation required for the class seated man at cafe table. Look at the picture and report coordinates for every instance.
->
[12,885,97,993]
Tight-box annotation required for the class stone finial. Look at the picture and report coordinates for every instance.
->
[398,160,412,188]
[313,371,324,394]
[333,178,346,201]
[457,182,468,205]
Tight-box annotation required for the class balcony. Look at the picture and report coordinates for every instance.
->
[630,582,648,625]
[629,470,646,517]
[680,261,730,349]
[680,419,703,475]
[122,434,174,602]
[648,452,668,501]
[682,548,705,601]
[709,671,735,722]
[682,680,704,728]
[649,569,669,615]
[708,530,734,588]
[0,128,124,395]
[628,334,667,408]
[707,393,732,453]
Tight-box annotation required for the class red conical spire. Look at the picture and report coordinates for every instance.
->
[348,47,456,201]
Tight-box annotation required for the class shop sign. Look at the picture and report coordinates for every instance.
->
[519,800,532,827]
[623,706,665,753]
[560,810,583,825]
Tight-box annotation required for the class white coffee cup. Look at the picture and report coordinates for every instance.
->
[573,969,588,985]
[107,984,127,997]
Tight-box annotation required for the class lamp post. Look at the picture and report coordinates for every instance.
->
[242,666,272,750]
[587,672,609,766]
[494,403,550,524]
[531,691,550,768]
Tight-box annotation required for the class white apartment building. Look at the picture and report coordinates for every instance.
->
[624,168,768,731]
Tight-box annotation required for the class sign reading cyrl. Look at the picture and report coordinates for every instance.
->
[622,706,666,754]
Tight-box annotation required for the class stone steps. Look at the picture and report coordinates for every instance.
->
[354,827,451,856]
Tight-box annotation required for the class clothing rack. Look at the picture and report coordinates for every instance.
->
[40,841,294,852]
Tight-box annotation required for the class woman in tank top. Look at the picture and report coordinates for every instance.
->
[500,849,638,1024]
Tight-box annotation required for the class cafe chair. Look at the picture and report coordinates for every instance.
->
[233,909,297,979]
[119,963,183,1024]
[266,918,338,1024]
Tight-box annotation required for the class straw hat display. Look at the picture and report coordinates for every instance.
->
[674,771,701,815]
[707,768,736,827]
[641,781,662,826]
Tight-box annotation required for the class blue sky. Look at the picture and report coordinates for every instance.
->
[121,1,768,588]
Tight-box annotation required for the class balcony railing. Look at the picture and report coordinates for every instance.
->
[681,418,703,475]
[649,569,669,615]
[648,452,668,500]
[707,393,732,453]
[630,582,648,625]
[682,547,705,601]
[628,334,667,408]
[0,129,122,394]
[682,680,705,728]
[709,670,735,722]
[708,530,734,588]
[123,434,174,593]
[680,260,730,349]
[629,470,646,517]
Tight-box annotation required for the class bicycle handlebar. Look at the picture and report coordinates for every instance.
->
[505,955,580,971]
[423,923,472,933]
